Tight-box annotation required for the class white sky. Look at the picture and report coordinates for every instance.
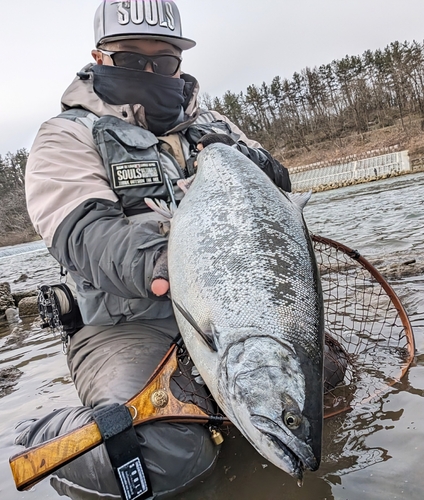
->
[1,0,424,155]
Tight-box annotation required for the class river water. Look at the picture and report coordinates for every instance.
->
[1,172,423,500]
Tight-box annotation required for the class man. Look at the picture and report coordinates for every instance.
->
[20,1,291,498]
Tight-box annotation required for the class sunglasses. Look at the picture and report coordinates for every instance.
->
[98,49,182,76]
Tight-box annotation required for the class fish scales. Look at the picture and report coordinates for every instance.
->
[167,144,324,479]
[170,146,321,358]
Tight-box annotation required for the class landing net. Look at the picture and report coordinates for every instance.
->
[166,234,415,422]
[123,234,416,425]
[312,234,415,418]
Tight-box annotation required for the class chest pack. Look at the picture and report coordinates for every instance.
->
[58,108,240,215]
[58,109,185,215]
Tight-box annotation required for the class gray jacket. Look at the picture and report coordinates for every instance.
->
[25,64,263,326]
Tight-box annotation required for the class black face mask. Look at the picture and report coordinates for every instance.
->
[92,64,185,136]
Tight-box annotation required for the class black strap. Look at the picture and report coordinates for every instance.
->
[93,404,152,500]
[124,207,152,217]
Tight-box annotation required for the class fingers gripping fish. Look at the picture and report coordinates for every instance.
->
[145,143,324,481]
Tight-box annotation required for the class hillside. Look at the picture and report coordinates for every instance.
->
[279,115,424,170]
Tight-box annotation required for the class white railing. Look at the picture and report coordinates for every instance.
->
[290,151,410,191]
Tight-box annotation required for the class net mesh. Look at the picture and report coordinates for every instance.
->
[167,235,414,421]
[170,347,229,423]
[312,235,414,417]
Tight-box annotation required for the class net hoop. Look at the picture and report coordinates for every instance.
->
[312,234,416,418]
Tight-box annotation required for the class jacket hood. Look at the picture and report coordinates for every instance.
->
[61,63,201,133]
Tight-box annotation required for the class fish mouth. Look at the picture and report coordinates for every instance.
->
[252,415,319,475]
[268,433,304,480]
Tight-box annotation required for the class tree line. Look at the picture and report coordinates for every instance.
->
[202,40,424,152]
[0,149,37,246]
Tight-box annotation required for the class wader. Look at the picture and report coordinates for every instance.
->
[16,318,218,499]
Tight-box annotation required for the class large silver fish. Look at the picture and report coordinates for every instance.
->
[153,143,324,480]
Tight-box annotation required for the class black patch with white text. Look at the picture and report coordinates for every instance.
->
[111,161,163,189]
[117,458,149,500]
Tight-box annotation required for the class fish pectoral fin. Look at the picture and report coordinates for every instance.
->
[144,198,175,219]
[177,175,196,194]
[173,301,217,352]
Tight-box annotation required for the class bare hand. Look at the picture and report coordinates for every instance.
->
[151,278,170,296]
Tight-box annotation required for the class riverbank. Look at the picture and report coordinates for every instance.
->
[281,115,424,168]
[0,281,37,319]
[0,230,40,249]
[283,117,424,193]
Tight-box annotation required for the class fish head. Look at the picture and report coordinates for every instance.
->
[221,336,323,479]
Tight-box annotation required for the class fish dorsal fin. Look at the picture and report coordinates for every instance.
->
[173,301,217,352]
[288,191,312,212]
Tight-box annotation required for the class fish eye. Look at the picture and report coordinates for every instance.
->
[284,412,301,430]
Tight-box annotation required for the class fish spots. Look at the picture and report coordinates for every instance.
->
[168,144,322,474]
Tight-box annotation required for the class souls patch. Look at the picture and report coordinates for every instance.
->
[111,161,163,189]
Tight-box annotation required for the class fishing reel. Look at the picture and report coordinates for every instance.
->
[37,283,83,340]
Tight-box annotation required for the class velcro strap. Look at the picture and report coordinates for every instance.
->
[93,404,152,500]
[94,404,132,439]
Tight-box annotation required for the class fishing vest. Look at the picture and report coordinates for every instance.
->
[58,108,241,216]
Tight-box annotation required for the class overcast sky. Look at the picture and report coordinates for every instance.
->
[1,0,424,155]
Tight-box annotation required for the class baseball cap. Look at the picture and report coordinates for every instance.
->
[94,1,196,51]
